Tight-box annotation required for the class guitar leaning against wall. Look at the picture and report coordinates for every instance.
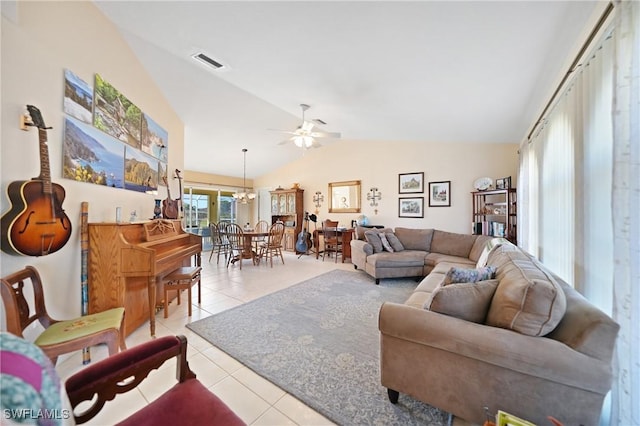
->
[295,212,312,255]
[0,105,72,256]
[162,176,179,220]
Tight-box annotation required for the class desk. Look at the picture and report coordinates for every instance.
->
[313,228,354,263]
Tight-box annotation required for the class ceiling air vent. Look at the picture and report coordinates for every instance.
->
[312,118,327,125]
[192,53,225,70]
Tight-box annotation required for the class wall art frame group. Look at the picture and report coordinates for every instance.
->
[62,69,169,194]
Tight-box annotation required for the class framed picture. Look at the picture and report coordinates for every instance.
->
[428,181,451,207]
[398,172,424,194]
[495,410,536,426]
[496,176,511,190]
[399,197,424,218]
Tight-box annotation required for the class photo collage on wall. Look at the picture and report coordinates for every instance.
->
[62,69,169,193]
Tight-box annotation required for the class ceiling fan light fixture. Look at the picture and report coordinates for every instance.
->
[294,135,314,148]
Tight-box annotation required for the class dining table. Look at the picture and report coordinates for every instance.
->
[230,229,269,265]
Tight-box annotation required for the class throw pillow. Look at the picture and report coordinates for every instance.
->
[424,280,499,323]
[476,238,509,268]
[385,232,405,252]
[364,231,383,253]
[379,232,394,252]
[444,266,496,285]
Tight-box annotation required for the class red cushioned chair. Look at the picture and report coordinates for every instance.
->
[66,335,245,425]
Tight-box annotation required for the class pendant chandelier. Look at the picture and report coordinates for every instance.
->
[232,148,256,204]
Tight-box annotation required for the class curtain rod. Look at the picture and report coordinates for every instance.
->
[527,2,614,141]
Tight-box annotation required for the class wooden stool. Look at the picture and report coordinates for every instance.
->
[162,266,202,318]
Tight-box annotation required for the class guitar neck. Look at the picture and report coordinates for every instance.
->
[38,128,52,194]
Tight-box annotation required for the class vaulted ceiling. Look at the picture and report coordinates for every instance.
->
[94,1,599,179]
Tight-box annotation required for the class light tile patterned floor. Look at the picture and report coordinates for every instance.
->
[56,251,473,425]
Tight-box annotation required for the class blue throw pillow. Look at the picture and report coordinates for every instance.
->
[444,266,497,285]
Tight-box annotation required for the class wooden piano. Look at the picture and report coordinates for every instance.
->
[88,220,202,337]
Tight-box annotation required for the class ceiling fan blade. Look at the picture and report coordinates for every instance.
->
[269,128,301,136]
[310,131,341,138]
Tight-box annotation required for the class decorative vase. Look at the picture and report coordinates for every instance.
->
[153,199,162,219]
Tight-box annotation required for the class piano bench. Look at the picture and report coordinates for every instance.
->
[162,266,202,319]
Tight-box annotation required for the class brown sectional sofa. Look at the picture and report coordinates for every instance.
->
[351,227,619,425]
[351,227,492,283]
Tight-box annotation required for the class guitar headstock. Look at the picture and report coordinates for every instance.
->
[174,169,182,179]
[26,105,50,130]
[162,176,169,186]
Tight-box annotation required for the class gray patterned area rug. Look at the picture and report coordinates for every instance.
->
[187,269,450,425]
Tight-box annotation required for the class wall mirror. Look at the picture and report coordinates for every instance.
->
[328,180,361,213]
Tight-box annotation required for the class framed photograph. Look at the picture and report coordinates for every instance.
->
[496,176,512,190]
[399,197,424,218]
[399,172,424,194]
[428,181,451,207]
[503,176,512,189]
[495,410,536,426]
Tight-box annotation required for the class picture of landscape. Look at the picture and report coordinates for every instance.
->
[142,113,168,162]
[124,146,159,193]
[63,117,124,188]
[63,69,93,124]
[93,73,142,149]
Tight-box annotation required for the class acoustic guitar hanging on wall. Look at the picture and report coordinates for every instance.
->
[1,105,72,256]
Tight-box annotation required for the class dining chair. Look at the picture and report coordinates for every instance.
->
[225,223,253,269]
[208,222,230,264]
[322,219,342,263]
[253,220,270,251]
[64,334,245,425]
[0,265,126,365]
[258,222,286,267]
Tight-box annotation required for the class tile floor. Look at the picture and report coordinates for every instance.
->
[56,250,472,425]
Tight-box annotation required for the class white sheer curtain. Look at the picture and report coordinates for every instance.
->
[523,23,615,290]
[611,1,640,425]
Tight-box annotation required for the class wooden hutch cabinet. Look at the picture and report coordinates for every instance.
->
[471,189,517,245]
[270,188,304,251]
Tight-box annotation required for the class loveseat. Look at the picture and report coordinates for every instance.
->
[367,230,619,425]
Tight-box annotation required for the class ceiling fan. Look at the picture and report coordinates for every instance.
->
[274,104,341,149]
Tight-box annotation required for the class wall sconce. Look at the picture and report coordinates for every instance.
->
[312,191,324,214]
[367,187,382,214]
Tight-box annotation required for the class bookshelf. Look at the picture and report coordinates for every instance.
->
[471,188,517,245]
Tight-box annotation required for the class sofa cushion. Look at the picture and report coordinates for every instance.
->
[468,235,493,262]
[394,227,434,251]
[425,253,477,269]
[367,251,426,268]
[424,279,499,323]
[486,250,567,336]
[385,232,405,252]
[444,266,496,284]
[430,230,477,258]
[364,231,383,253]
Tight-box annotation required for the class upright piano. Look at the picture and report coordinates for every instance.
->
[88,220,202,337]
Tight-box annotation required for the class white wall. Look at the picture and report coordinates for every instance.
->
[1,2,185,326]
[255,140,518,233]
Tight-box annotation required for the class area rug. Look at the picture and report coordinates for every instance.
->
[187,269,450,425]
